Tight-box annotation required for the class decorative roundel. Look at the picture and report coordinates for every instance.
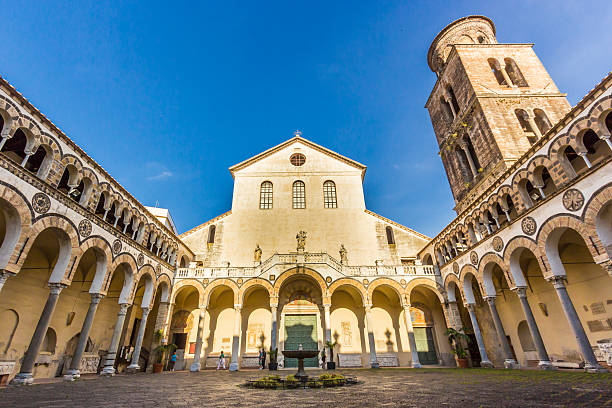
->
[470,251,478,265]
[492,236,504,252]
[112,239,122,254]
[290,153,306,166]
[453,262,459,274]
[156,264,162,276]
[521,216,537,236]
[32,192,50,214]
[326,276,332,283]
[363,278,369,286]
[237,278,243,285]
[400,279,406,286]
[137,253,144,267]
[562,188,584,212]
[78,219,92,238]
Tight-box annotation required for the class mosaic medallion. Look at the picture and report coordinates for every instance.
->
[562,188,584,212]
[470,251,478,265]
[453,262,459,274]
[521,216,537,236]
[363,279,369,285]
[32,192,50,214]
[137,253,144,267]
[269,275,275,281]
[112,239,122,254]
[326,276,332,283]
[237,278,243,285]
[202,279,209,285]
[400,279,406,286]
[78,219,92,237]
[492,236,504,252]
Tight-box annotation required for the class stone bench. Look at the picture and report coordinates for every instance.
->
[376,353,399,367]
[338,354,362,368]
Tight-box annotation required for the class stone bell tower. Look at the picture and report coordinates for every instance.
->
[425,16,571,214]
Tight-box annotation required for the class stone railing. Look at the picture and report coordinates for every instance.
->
[175,252,436,280]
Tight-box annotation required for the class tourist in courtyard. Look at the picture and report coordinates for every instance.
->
[217,351,226,370]
[261,348,266,369]
[168,351,177,371]
[321,348,326,369]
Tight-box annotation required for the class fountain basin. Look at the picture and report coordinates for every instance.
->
[282,350,319,380]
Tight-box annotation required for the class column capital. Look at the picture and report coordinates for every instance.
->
[234,304,242,311]
[48,282,67,295]
[141,306,151,316]
[483,295,496,304]
[466,302,476,312]
[90,293,105,303]
[547,275,567,288]
[118,303,130,315]
[323,303,331,309]
[513,286,528,298]
[364,303,372,310]
[402,303,411,310]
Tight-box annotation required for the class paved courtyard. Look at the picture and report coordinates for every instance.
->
[2,368,612,407]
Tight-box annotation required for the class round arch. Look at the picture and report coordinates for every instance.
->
[366,277,406,306]
[478,252,507,297]
[239,278,274,305]
[203,278,239,308]
[170,279,205,306]
[328,278,366,305]
[272,267,328,298]
[405,278,444,304]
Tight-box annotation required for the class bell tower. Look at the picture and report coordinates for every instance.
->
[425,16,571,214]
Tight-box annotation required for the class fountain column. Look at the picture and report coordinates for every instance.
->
[229,304,242,371]
[364,304,379,368]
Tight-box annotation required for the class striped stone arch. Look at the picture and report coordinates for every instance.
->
[239,278,274,305]
[328,278,367,304]
[366,277,406,306]
[152,273,172,305]
[70,236,113,285]
[526,154,561,188]
[567,116,600,152]
[0,95,22,133]
[547,133,580,183]
[587,94,612,135]
[106,252,139,292]
[478,252,508,297]
[0,183,34,273]
[444,273,463,303]
[80,167,100,186]
[405,277,445,304]
[273,267,328,298]
[203,278,240,307]
[170,279,205,306]
[14,114,42,138]
[536,214,598,277]
[37,133,63,161]
[583,182,612,261]
[511,169,533,210]
[14,214,80,282]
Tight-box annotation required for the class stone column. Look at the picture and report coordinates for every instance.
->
[270,304,278,351]
[229,305,241,371]
[323,303,332,365]
[0,270,15,294]
[513,287,553,369]
[549,276,605,372]
[578,151,592,168]
[190,307,206,372]
[65,293,104,380]
[462,145,478,176]
[0,135,9,150]
[466,303,493,368]
[127,307,151,372]
[11,283,66,385]
[500,67,513,87]
[527,116,543,139]
[484,296,518,368]
[101,303,130,376]
[403,304,422,368]
[364,305,379,368]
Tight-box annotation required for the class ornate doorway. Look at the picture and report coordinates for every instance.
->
[284,314,318,368]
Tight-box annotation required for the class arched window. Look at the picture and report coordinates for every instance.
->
[292,180,306,209]
[533,166,556,198]
[455,146,473,182]
[259,181,273,209]
[24,145,48,176]
[446,86,460,115]
[465,136,481,171]
[517,320,536,352]
[504,58,528,87]
[385,226,395,245]
[323,180,337,208]
[533,109,552,135]
[42,327,57,354]
[582,129,611,166]
[562,145,587,176]
[95,193,106,217]
[488,58,507,85]
[0,129,27,163]
[208,225,216,244]
[439,96,454,122]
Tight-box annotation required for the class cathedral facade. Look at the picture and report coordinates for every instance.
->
[0,15,611,384]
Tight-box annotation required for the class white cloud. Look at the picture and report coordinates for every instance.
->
[147,170,173,181]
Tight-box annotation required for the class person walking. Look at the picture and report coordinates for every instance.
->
[258,349,264,370]
[217,350,226,370]
[321,349,326,369]
[168,351,177,371]
[262,348,267,370]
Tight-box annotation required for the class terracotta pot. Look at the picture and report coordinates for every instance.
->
[153,363,163,373]
[457,358,469,368]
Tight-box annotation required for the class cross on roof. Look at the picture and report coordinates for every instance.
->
[293,130,303,137]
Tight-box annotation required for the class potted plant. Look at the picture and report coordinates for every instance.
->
[446,328,470,368]
[153,342,177,373]
[268,348,278,371]
[325,340,338,369]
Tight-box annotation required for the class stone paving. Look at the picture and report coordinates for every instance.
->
[2,368,612,407]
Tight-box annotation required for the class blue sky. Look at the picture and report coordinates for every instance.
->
[2,1,611,236]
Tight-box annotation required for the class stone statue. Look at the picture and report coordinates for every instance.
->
[339,244,348,264]
[296,230,307,251]
[254,244,262,262]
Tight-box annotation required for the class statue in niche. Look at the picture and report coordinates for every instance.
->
[296,230,307,251]
[339,244,348,264]
[254,244,262,262]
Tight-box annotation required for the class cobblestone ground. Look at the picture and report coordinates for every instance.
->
[2,368,612,407]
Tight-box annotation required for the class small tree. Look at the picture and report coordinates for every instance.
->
[153,343,177,366]
[446,328,469,359]
[269,347,278,364]
[325,340,338,363]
